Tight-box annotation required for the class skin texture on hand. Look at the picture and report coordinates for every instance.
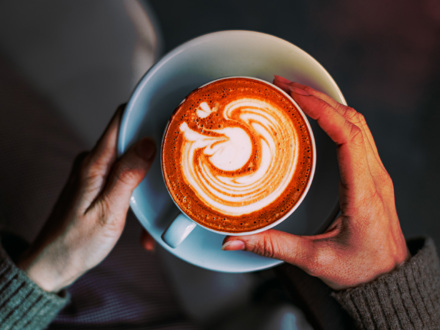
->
[222,76,409,290]
[17,106,156,292]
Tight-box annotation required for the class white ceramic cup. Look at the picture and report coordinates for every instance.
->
[160,76,317,248]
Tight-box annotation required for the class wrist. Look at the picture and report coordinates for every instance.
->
[17,250,76,293]
[326,245,410,290]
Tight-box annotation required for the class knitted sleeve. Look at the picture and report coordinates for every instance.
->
[332,238,440,330]
[0,240,69,330]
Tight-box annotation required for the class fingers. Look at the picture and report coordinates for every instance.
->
[76,106,125,208]
[88,105,125,176]
[274,76,356,145]
[222,229,316,272]
[274,76,386,175]
[294,89,373,193]
[94,138,156,217]
[275,76,344,111]
[140,229,156,252]
[275,78,360,146]
[274,76,378,195]
[350,113,387,174]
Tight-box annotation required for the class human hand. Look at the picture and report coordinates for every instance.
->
[141,229,156,252]
[17,106,156,292]
[222,76,409,290]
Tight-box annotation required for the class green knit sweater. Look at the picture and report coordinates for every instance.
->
[332,238,440,329]
[0,241,68,329]
[0,237,439,329]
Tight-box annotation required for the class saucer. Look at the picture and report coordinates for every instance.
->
[118,30,345,273]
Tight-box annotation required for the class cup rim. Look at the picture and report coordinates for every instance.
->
[160,75,317,236]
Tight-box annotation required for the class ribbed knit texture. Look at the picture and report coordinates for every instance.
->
[0,243,69,330]
[50,215,199,329]
[332,238,440,330]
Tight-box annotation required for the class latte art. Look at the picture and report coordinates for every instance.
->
[162,77,314,233]
[179,98,298,216]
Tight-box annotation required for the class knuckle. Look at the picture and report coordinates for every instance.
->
[113,163,138,187]
[342,106,358,120]
[343,106,359,121]
[75,151,110,192]
[94,199,109,227]
[78,153,104,185]
[381,172,393,185]
[378,172,395,193]
[250,236,276,259]
[90,198,121,231]
[345,122,363,145]
[342,106,367,125]
[302,85,315,95]
[356,112,366,124]
[317,99,332,114]
[353,112,367,128]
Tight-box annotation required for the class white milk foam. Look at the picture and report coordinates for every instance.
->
[179,98,298,216]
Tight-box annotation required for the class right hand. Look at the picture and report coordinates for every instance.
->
[222,76,409,290]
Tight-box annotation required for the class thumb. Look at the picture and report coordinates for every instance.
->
[98,138,156,215]
[222,229,316,269]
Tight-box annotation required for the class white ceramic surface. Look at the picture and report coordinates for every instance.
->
[118,30,346,273]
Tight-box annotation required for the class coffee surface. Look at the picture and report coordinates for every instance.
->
[162,77,313,233]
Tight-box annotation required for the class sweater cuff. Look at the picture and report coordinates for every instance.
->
[0,242,69,329]
[332,237,440,330]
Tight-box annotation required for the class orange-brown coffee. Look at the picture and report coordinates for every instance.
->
[161,77,314,233]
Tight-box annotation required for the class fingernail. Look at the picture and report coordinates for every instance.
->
[144,241,156,252]
[222,240,245,251]
[136,138,156,160]
[289,86,309,96]
[273,75,291,84]
[274,81,290,90]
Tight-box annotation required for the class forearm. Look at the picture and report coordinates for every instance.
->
[332,237,440,330]
[0,236,69,330]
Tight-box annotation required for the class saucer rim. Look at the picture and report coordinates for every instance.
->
[118,30,345,273]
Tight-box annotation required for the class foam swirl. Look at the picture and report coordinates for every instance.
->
[179,98,298,216]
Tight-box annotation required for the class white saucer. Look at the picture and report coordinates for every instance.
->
[118,30,345,273]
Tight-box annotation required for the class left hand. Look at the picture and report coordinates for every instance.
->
[17,106,156,292]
